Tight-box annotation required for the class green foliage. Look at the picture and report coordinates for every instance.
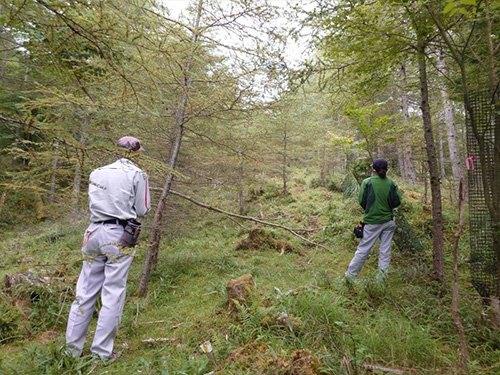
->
[350,158,372,184]
[354,311,452,368]
[344,102,398,158]
[0,292,23,342]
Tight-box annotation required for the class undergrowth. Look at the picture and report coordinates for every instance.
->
[0,172,498,374]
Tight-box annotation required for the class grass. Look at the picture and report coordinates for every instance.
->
[0,173,499,374]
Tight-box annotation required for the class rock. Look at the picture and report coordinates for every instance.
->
[4,269,50,290]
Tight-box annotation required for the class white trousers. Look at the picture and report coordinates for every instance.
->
[66,223,133,359]
[345,220,396,277]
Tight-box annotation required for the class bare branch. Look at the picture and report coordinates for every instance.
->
[166,189,330,251]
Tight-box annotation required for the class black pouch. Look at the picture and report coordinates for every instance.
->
[120,219,142,248]
[353,221,365,239]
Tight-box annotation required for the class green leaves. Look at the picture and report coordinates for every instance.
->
[343,101,397,158]
[443,0,477,16]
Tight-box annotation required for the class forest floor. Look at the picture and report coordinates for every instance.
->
[1,170,499,374]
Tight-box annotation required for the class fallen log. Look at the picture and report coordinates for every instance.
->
[363,363,413,374]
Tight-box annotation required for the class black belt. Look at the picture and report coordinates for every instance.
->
[95,218,128,227]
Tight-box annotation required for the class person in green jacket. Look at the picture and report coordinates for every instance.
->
[345,159,401,281]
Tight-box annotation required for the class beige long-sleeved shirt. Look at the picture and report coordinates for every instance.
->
[88,158,151,223]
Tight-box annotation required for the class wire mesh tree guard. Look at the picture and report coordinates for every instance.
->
[466,89,499,299]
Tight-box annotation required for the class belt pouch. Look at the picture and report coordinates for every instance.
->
[120,219,142,247]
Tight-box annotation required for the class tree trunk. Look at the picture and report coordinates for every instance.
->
[138,0,204,297]
[0,191,6,216]
[399,64,417,184]
[70,117,88,224]
[416,34,445,281]
[451,180,469,372]
[48,141,59,204]
[238,153,244,215]
[438,113,446,180]
[437,51,464,198]
[281,121,288,195]
[70,158,82,223]
[320,145,326,186]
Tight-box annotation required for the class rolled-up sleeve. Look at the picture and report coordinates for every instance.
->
[134,171,151,217]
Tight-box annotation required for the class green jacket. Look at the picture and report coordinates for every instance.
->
[358,176,401,224]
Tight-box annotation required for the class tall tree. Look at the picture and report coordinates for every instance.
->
[138,0,204,296]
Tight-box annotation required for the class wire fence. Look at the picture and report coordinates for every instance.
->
[466,89,498,298]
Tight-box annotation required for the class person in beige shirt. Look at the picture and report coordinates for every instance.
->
[66,136,151,360]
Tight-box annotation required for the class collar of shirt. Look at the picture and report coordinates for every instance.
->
[117,157,139,168]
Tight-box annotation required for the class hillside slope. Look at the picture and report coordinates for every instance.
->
[1,175,498,374]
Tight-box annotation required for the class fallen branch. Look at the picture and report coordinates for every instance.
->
[167,189,332,252]
[137,320,168,325]
[0,335,24,344]
[363,363,410,374]
[141,337,177,344]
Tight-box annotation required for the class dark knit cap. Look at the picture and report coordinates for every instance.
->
[372,158,388,171]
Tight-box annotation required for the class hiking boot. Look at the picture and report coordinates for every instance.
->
[91,350,121,363]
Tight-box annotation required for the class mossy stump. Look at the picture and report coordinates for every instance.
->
[286,349,320,375]
[236,227,293,254]
[226,273,255,312]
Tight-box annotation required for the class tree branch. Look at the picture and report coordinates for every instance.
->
[161,189,330,251]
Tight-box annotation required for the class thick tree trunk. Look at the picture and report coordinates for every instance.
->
[437,51,464,198]
[138,0,204,297]
[399,64,417,184]
[416,35,445,281]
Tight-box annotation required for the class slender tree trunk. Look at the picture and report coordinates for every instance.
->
[399,64,417,184]
[138,0,204,296]
[416,34,445,281]
[281,122,288,195]
[238,153,244,215]
[437,51,464,198]
[423,162,428,205]
[70,158,82,223]
[70,116,89,223]
[451,180,469,372]
[48,141,59,204]
[0,191,6,216]
[438,114,446,180]
[320,145,326,185]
